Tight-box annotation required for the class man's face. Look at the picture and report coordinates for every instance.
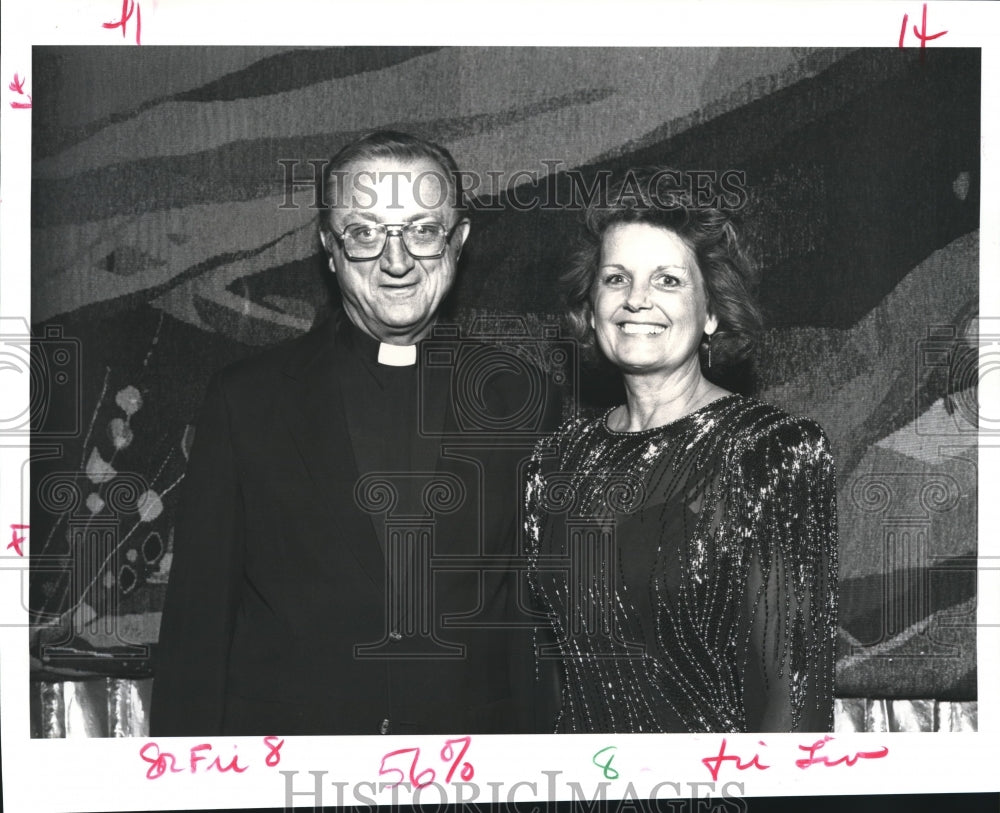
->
[322,157,469,345]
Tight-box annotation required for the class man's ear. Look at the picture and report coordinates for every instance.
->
[452,218,471,260]
[319,229,334,256]
[319,230,338,273]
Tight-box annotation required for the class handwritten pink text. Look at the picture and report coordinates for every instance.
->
[103,0,142,45]
[139,736,284,780]
[701,736,889,781]
[8,524,28,556]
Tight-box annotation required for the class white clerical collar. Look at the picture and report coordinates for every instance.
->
[377,342,417,367]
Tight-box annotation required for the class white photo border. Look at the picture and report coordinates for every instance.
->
[2,1,999,811]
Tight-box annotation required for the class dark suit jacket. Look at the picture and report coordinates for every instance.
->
[150,316,559,736]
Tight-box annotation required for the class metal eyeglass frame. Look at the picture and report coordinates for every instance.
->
[332,220,465,261]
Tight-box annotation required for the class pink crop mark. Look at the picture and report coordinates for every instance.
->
[8,525,28,556]
[103,0,142,45]
[899,3,948,61]
[9,74,31,109]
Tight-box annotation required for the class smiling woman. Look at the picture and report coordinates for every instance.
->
[526,168,839,733]
[562,167,762,389]
[591,223,717,394]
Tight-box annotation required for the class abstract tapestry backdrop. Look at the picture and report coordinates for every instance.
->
[28,47,980,736]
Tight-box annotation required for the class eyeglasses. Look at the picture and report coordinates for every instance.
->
[333,221,464,261]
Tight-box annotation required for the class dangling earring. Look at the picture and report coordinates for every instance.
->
[707,333,713,369]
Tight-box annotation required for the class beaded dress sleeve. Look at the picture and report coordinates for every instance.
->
[731,418,838,732]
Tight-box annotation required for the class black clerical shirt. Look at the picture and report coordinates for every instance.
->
[335,318,445,555]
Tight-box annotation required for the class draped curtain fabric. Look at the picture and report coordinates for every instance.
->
[30,683,978,737]
[29,46,980,735]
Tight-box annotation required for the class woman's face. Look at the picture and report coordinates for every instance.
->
[591,223,717,376]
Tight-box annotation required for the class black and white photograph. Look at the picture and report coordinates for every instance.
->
[1,3,997,811]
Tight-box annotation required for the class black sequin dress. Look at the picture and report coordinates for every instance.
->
[525,394,837,733]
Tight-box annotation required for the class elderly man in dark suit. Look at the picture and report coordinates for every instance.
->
[151,131,559,736]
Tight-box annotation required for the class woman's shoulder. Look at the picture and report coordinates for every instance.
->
[717,396,833,472]
[721,395,829,441]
